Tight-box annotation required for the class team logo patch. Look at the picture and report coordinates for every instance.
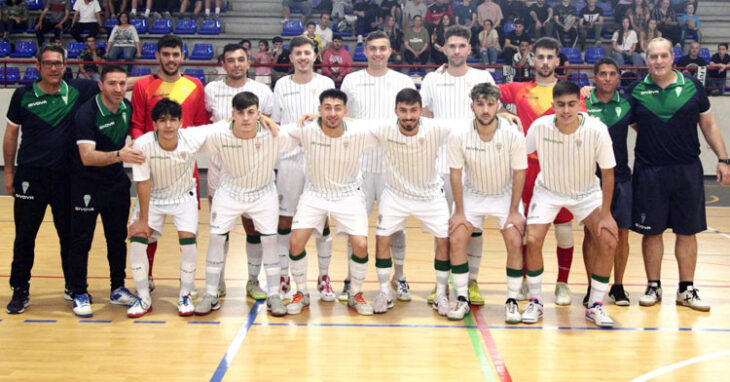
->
[640,213,646,224]
[495,142,502,152]
[675,87,682,97]
[343,140,349,149]
[418,137,425,146]
[615,107,622,116]
[575,138,582,148]
[255,141,261,150]
[21,181,29,194]
[83,194,92,207]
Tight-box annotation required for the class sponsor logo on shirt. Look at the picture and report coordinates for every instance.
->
[639,90,659,95]
[283,91,301,97]
[312,141,331,148]
[465,146,485,152]
[99,121,115,130]
[27,100,48,108]
[543,138,563,144]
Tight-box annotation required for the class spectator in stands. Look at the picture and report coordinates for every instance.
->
[639,17,661,61]
[556,47,570,79]
[614,0,633,24]
[282,0,312,24]
[3,0,29,39]
[240,39,256,77]
[35,0,70,47]
[152,0,176,19]
[379,0,401,27]
[679,2,701,49]
[430,14,452,65]
[78,34,104,80]
[403,0,427,29]
[178,0,203,18]
[316,13,334,50]
[70,0,104,42]
[628,0,651,34]
[676,41,706,75]
[272,36,292,78]
[316,0,332,15]
[476,0,502,33]
[332,0,353,24]
[612,17,644,67]
[303,21,324,54]
[321,35,352,82]
[380,15,404,65]
[512,38,533,81]
[105,0,127,19]
[707,43,730,96]
[553,0,577,48]
[528,0,553,39]
[105,12,141,62]
[353,0,382,40]
[479,19,501,65]
[426,0,453,30]
[502,17,528,65]
[501,0,528,26]
[129,0,152,18]
[253,39,274,85]
[652,0,680,46]
[453,0,478,45]
[403,14,429,68]
[578,0,604,50]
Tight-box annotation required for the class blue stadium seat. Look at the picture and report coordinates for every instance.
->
[492,71,503,84]
[353,45,366,62]
[673,46,683,63]
[331,21,352,37]
[130,67,152,77]
[570,73,590,87]
[699,48,711,64]
[466,56,479,64]
[597,2,613,17]
[24,17,35,33]
[199,19,221,35]
[21,67,39,85]
[174,18,197,34]
[189,43,214,60]
[0,41,10,57]
[25,0,42,10]
[184,68,206,84]
[131,18,148,34]
[9,41,37,58]
[503,22,515,35]
[66,42,85,58]
[96,42,107,52]
[407,71,426,77]
[150,18,173,34]
[141,42,157,59]
[105,18,119,29]
[282,20,303,36]
[584,46,606,64]
[561,47,583,64]
[0,67,20,84]
[183,43,188,58]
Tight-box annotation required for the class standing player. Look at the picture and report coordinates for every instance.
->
[420,24,494,305]
[338,30,416,302]
[67,65,144,317]
[204,43,275,301]
[272,36,336,301]
[448,83,527,322]
[523,81,618,328]
[284,89,378,316]
[498,37,583,305]
[130,34,211,293]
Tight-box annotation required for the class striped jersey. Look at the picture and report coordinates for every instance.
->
[340,69,416,173]
[448,116,528,196]
[203,121,299,202]
[132,125,212,205]
[420,67,495,173]
[372,118,451,200]
[204,78,274,122]
[526,113,615,198]
[271,73,335,159]
[287,119,379,200]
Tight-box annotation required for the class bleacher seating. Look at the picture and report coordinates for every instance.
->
[332,21,352,38]
[130,67,152,77]
[25,0,42,10]
[492,71,503,84]
[673,46,683,63]
[141,43,157,59]
[184,68,206,84]
[561,47,584,64]
[597,2,613,17]
[150,19,173,34]
[503,22,515,36]
[199,19,221,35]
[0,41,10,57]
[282,20,304,37]
[353,45,366,62]
[174,18,197,35]
[0,67,21,85]
[466,56,479,64]
[66,42,85,58]
[105,18,119,29]
[189,43,214,60]
[96,42,107,52]
[570,73,590,88]
[21,67,39,85]
[131,18,149,34]
[9,41,37,58]
[584,46,606,64]
[700,48,711,63]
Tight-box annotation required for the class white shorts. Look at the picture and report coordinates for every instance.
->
[292,192,369,237]
[276,155,305,217]
[441,173,454,214]
[362,171,386,215]
[527,184,602,225]
[206,154,222,199]
[376,188,449,238]
[463,191,523,231]
[130,190,199,240]
[209,187,279,235]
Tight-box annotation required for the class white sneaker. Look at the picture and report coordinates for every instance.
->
[516,278,529,301]
[317,275,336,302]
[177,295,195,316]
[639,285,662,307]
[554,282,572,306]
[72,293,93,318]
[337,279,350,302]
[127,297,152,318]
[348,292,374,316]
[267,295,287,317]
[286,292,310,315]
[109,287,137,306]
[193,294,220,316]
[676,286,710,312]
[504,298,521,324]
[373,290,394,314]
[391,276,412,302]
[246,279,267,300]
[432,293,450,316]
[447,296,471,321]
[521,299,543,324]
[585,302,614,328]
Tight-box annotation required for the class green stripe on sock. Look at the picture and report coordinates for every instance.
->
[278,228,291,235]
[322,226,331,237]
[471,231,483,237]
[179,237,196,245]
[506,267,523,277]
[130,236,148,244]
[375,258,392,268]
[591,274,610,284]
[289,250,306,261]
[350,254,368,264]
[525,268,543,277]
[451,263,469,274]
[434,259,451,271]
[246,235,261,244]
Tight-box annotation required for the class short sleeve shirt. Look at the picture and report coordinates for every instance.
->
[709,53,730,79]
[585,89,632,182]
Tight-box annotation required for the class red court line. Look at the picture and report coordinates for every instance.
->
[472,306,512,382]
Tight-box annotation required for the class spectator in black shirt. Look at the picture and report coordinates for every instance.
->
[707,43,730,96]
[354,0,382,38]
[553,0,577,48]
[502,17,529,64]
[652,0,680,46]
[578,0,604,50]
[379,0,401,25]
[676,41,706,70]
[529,0,553,39]
[501,0,528,25]
[380,15,404,65]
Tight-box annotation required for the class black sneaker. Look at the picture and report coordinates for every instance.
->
[582,286,591,307]
[609,284,630,306]
[6,288,30,314]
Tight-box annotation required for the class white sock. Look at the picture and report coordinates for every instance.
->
[391,230,406,280]
[507,274,523,300]
[348,256,368,296]
[129,239,150,301]
[589,277,609,306]
[435,270,449,296]
[220,234,229,285]
[246,235,263,281]
[179,239,198,297]
[467,233,483,281]
[215,7,220,14]
[289,251,308,293]
[452,271,469,299]
[376,259,392,293]
[345,240,353,280]
[205,234,226,296]
[144,8,150,16]
[205,8,210,15]
[316,231,332,278]
[278,230,290,276]
[261,235,280,297]
[526,271,543,303]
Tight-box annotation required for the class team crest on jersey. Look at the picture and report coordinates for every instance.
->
[418,137,425,146]
[21,181,29,194]
[255,141,261,150]
[83,194,91,207]
[343,139,349,149]
[575,138,582,148]
[495,142,502,152]
[640,213,646,223]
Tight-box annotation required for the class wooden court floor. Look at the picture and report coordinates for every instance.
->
[1,196,730,381]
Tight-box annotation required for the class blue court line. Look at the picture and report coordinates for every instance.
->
[24,319,56,323]
[133,320,166,324]
[79,320,112,323]
[210,300,264,382]
[188,321,221,325]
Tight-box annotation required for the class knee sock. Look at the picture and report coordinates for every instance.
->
[348,254,368,296]
[278,228,291,277]
[316,227,333,278]
[205,234,227,297]
[506,267,523,300]
[467,231,483,281]
[179,238,198,297]
[261,235,280,297]
[289,250,308,293]
[435,259,450,297]
[452,262,469,300]
[220,233,229,284]
[526,268,544,303]
[146,241,158,276]
[391,230,406,280]
[130,237,150,301]
[376,258,392,294]
[246,234,263,281]
[589,274,609,306]
[554,222,574,284]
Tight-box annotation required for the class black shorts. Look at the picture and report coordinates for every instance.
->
[631,161,706,235]
[612,179,632,229]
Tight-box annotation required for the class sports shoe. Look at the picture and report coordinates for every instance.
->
[504,298,521,324]
[639,285,662,307]
[194,294,221,315]
[427,284,448,304]
[373,290,394,314]
[609,284,630,306]
[177,295,195,316]
[317,275,336,302]
[676,286,710,312]
[468,280,485,306]
[246,280,267,301]
[64,288,73,301]
[148,276,156,292]
[280,275,292,300]
[110,287,137,306]
[218,280,227,297]
[391,277,411,302]
[516,278,529,301]
[267,295,287,317]
[447,296,471,321]
[582,286,591,307]
[6,288,30,314]
[286,291,310,315]
[127,297,152,318]
[521,298,543,324]
[585,302,614,328]
[73,293,93,318]
[554,282,572,306]
[432,293,450,316]
[348,292,374,316]
[337,279,351,302]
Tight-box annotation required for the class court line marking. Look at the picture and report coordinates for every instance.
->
[628,349,730,382]
[707,226,730,241]
[210,300,264,382]
[463,312,498,382]
[253,322,476,329]
[133,320,166,324]
[24,319,56,323]
[79,320,112,323]
[188,321,220,325]
[472,306,513,382]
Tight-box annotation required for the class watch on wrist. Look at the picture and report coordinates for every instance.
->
[719,159,730,164]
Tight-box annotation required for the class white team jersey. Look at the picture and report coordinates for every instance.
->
[132,125,211,205]
[272,73,335,159]
[448,116,528,196]
[204,78,274,123]
[526,113,616,197]
[288,119,379,200]
[203,121,300,202]
[420,67,495,173]
[372,118,451,201]
[341,69,416,173]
